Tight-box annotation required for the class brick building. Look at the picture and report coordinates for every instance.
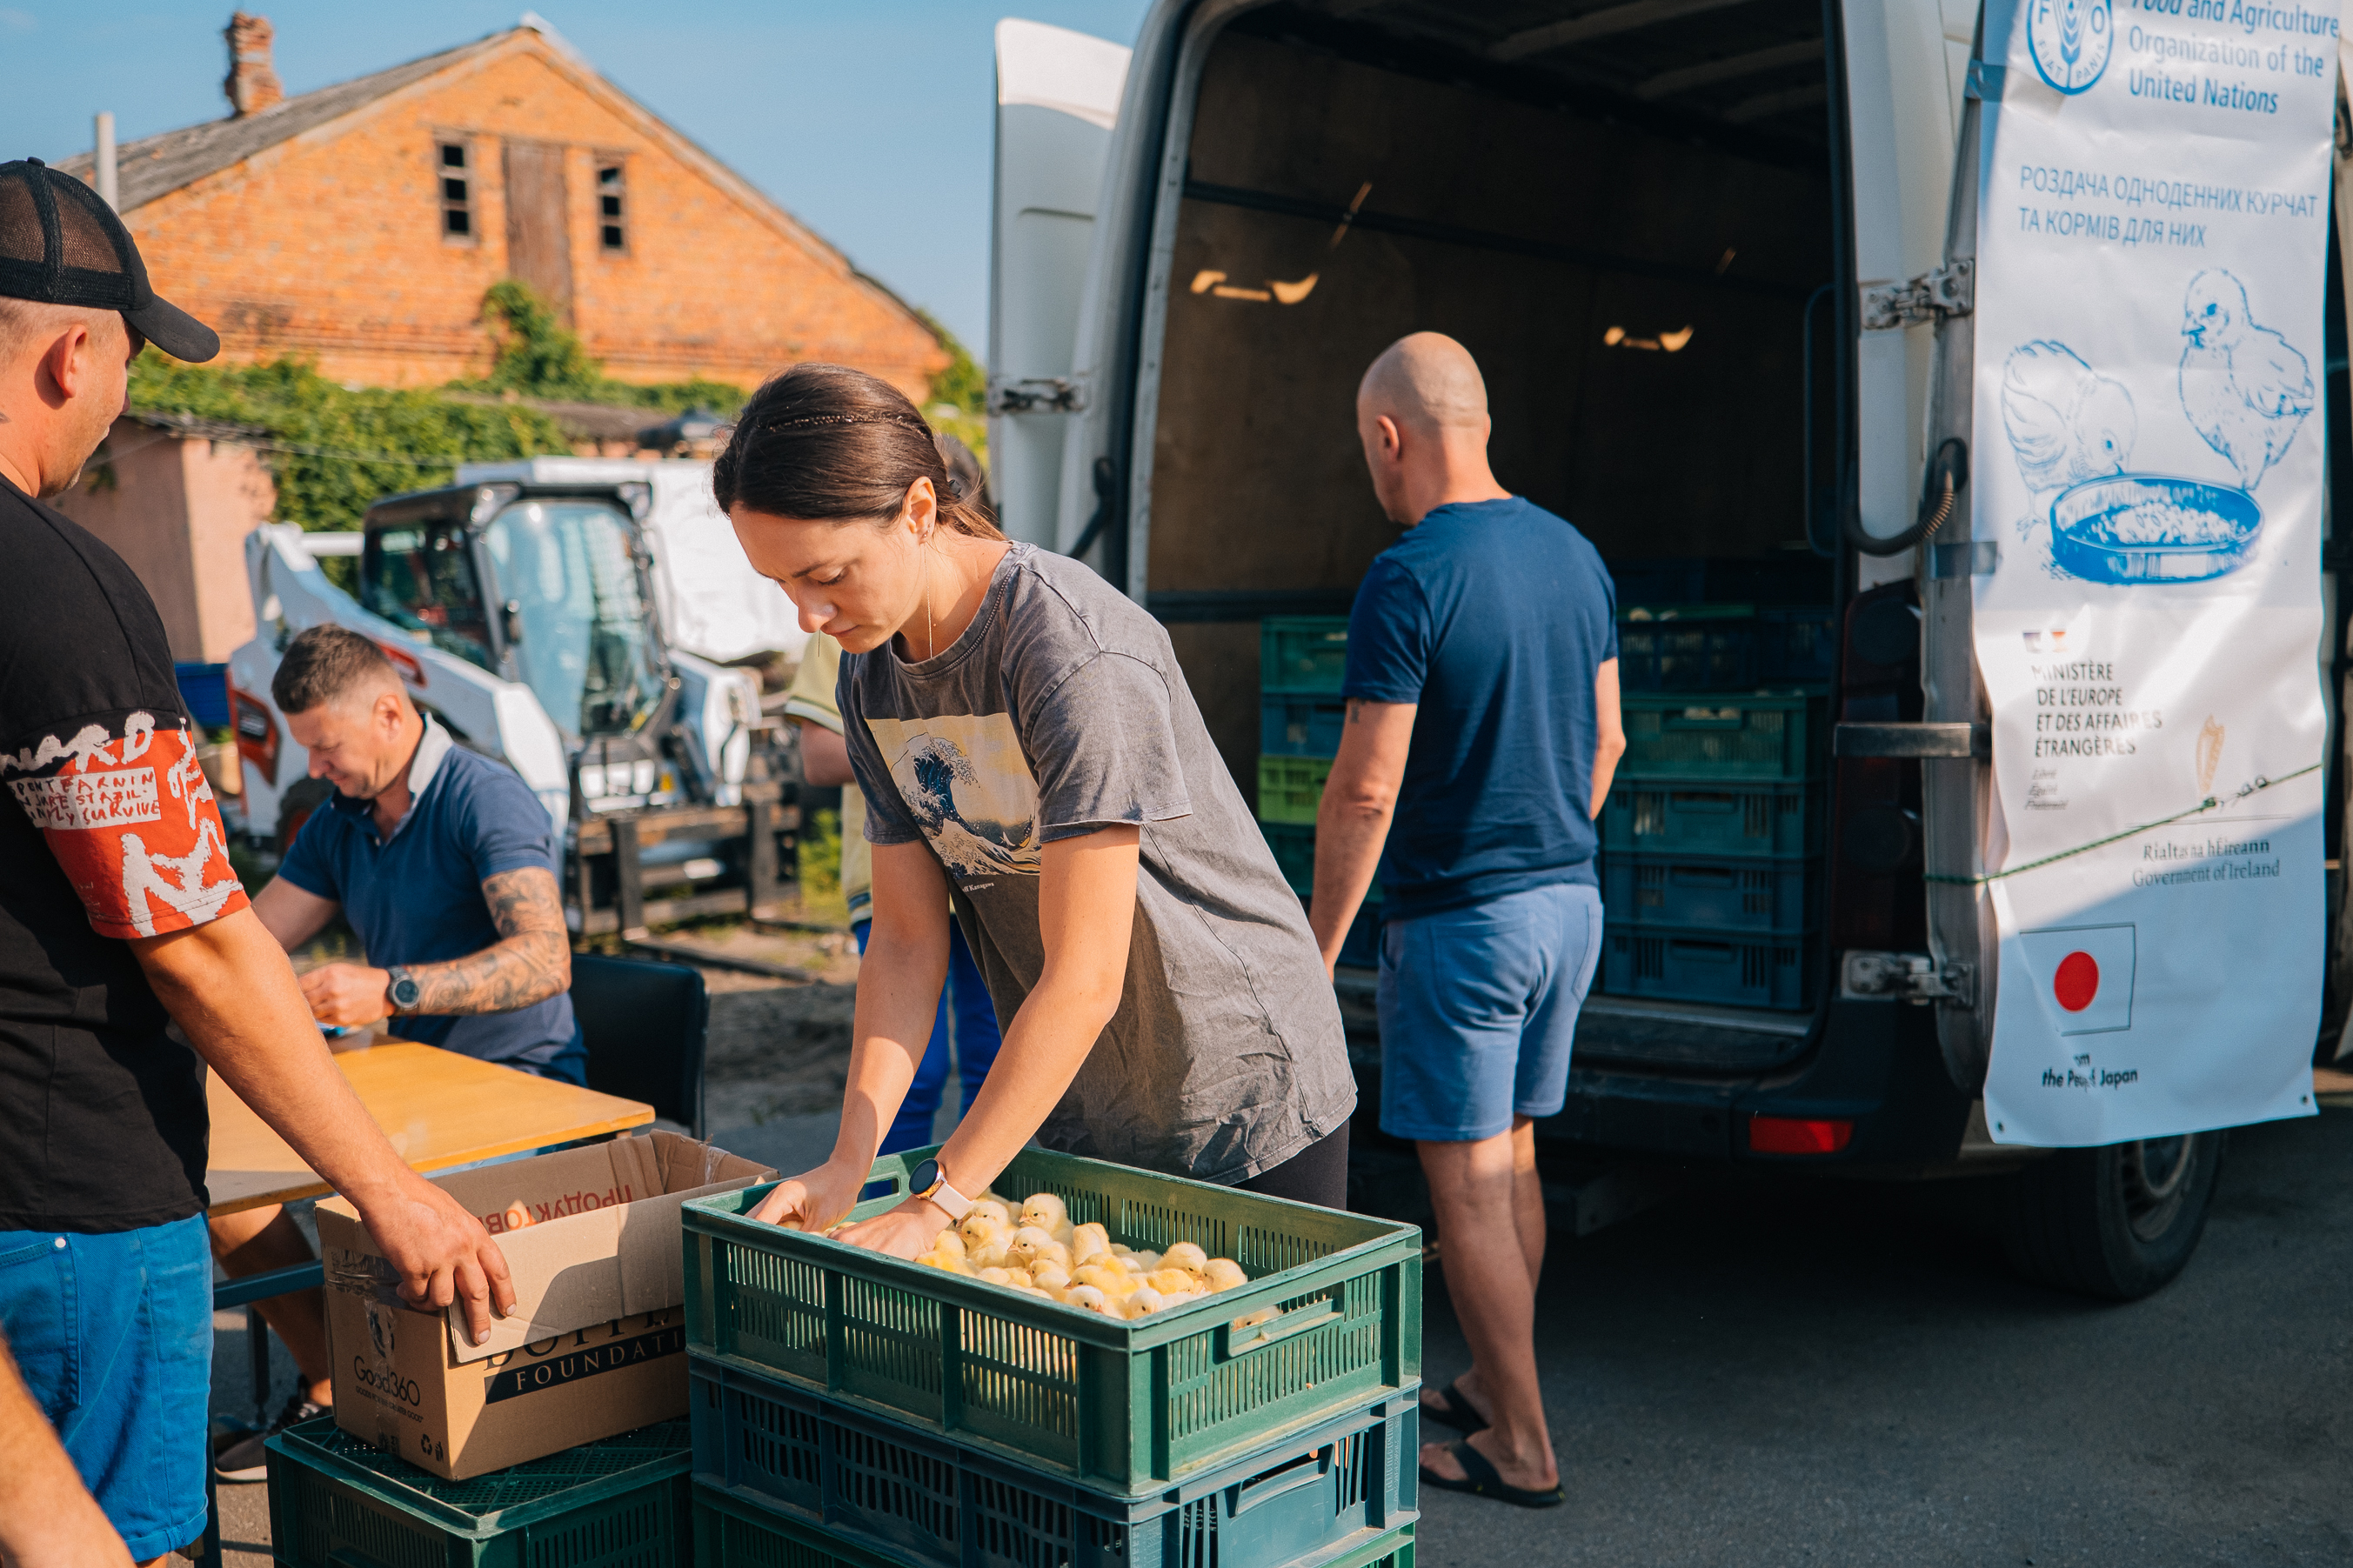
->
[59,14,946,397]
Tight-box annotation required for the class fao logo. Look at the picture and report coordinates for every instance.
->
[2028,0,2112,94]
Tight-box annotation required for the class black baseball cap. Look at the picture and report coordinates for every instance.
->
[0,157,218,363]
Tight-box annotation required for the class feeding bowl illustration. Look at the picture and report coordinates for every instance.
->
[2047,473,2259,584]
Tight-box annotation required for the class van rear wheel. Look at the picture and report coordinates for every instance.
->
[1994,1131,2225,1300]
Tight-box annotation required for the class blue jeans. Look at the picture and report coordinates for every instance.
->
[854,918,1005,1154]
[0,1213,212,1559]
[1375,882,1603,1143]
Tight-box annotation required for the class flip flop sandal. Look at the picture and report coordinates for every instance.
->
[1419,1440,1566,1510]
[1420,1378,1489,1433]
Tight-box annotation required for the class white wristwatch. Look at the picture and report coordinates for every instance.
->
[908,1158,973,1221]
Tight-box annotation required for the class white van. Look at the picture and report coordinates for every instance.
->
[988,3,2352,1298]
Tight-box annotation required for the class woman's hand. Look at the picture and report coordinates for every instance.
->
[833,1197,954,1260]
[747,1158,869,1233]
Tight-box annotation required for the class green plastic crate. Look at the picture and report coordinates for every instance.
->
[1262,617,1351,694]
[264,1416,691,1568]
[690,1358,1417,1568]
[1259,755,1333,824]
[692,1485,1416,1568]
[1618,692,1824,781]
[683,1146,1422,1496]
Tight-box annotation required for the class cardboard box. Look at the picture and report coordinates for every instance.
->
[318,1131,772,1478]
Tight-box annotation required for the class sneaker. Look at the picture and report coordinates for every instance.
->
[212,1391,328,1483]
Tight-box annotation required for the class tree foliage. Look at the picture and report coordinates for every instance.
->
[126,355,571,532]
[473,278,747,414]
[919,310,989,467]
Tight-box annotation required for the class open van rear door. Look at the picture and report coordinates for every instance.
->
[1837,0,1996,1085]
[989,18,1130,549]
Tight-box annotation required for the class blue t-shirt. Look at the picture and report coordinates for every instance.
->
[1341,497,1618,919]
[277,719,575,1066]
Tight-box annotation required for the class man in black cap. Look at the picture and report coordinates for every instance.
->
[0,158,516,1565]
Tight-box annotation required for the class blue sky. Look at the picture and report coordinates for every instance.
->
[0,2,1151,356]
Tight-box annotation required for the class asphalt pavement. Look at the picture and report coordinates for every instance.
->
[1412,1104,2353,1566]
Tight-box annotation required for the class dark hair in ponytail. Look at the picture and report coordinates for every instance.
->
[712,363,1004,541]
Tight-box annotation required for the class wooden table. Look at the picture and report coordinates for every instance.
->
[205,1039,654,1215]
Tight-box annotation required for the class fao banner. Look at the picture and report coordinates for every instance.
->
[1971,0,2337,1144]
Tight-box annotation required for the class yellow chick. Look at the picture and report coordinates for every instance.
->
[916,1251,971,1274]
[1062,1284,1114,1315]
[1072,1264,1136,1298]
[931,1230,968,1259]
[968,1198,1013,1231]
[1008,1227,1070,1271]
[1121,1287,1168,1318]
[1129,1251,1161,1273]
[1144,1268,1200,1297]
[1162,1242,1208,1278]
[1230,1304,1280,1331]
[977,1267,1018,1287]
[1019,1193,1075,1245]
[1204,1258,1248,1292]
[1070,1223,1112,1266]
[1029,1261,1073,1293]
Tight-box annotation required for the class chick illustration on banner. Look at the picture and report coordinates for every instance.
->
[2177,270,2312,493]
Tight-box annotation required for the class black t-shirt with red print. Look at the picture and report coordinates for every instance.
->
[0,477,249,1231]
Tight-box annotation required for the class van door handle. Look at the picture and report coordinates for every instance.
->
[1833,723,1989,758]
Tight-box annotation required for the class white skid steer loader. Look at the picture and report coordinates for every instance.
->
[221,473,794,937]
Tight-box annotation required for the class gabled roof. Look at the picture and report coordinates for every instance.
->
[54,33,505,214]
[48,20,940,349]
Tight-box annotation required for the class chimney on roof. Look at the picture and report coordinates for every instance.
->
[224,13,284,117]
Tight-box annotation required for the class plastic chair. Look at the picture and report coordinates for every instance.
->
[572,953,710,1139]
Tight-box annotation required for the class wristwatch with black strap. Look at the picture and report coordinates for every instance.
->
[907,1158,973,1223]
[384,965,422,1016]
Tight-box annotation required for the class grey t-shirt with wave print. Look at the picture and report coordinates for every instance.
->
[839,542,1355,1184]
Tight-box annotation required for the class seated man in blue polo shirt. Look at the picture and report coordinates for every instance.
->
[206,623,579,1479]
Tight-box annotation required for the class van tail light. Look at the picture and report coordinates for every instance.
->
[1749,1115,1854,1155]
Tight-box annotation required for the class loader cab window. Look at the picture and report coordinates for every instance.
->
[482,499,665,740]
[361,523,494,671]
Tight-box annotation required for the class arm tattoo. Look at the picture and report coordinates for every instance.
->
[404,867,572,1017]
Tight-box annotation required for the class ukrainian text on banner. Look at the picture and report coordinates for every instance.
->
[1972,0,2336,1144]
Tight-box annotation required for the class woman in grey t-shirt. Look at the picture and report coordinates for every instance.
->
[719,365,1355,1258]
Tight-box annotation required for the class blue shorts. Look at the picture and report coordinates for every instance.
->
[1375,882,1602,1143]
[0,1213,211,1558]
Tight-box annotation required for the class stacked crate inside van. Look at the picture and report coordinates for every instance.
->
[1257,617,1382,966]
[680,1147,1426,1568]
[1601,571,1834,1011]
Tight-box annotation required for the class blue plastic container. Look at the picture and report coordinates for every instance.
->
[1262,692,1349,757]
[1600,924,1813,1010]
[1620,693,1823,781]
[174,662,230,729]
[1601,853,1816,933]
[1615,607,1760,692]
[1757,606,1837,684]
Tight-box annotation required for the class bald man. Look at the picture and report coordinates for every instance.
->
[1312,331,1624,1510]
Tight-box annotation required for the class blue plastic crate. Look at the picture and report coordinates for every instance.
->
[1600,924,1814,1010]
[174,662,230,729]
[1262,617,1351,694]
[1601,853,1816,933]
[691,1489,1417,1568]
[1263,692,1349,757]
[1601,779,1821,857]
[690,1358,1417,1568]
[1620,693,1823,781]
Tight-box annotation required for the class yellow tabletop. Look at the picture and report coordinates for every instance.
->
[205,1040,654,1215]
